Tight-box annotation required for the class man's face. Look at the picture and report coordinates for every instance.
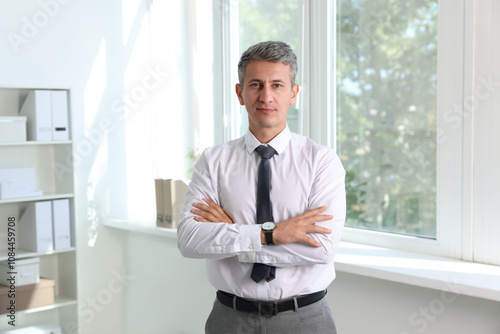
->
[236,60,299,139]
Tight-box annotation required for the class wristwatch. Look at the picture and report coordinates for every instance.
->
[262,222,277,245]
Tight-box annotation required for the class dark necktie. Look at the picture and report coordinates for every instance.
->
[250,145,277,283]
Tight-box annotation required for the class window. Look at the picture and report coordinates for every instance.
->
[227,0,439,239]
[238,0,301,136]
[218,0,499,265]
[152,0,215,180]
[225,0,302,139]
[335,0,438,238]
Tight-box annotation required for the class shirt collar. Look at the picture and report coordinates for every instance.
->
[245,125,291,155]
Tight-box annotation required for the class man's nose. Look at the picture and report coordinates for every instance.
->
[259,85,273,103]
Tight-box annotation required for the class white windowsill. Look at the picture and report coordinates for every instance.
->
[103,219,178,238]
[334,242,500,302]
[103,220,500,302]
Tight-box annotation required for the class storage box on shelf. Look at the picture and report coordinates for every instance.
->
[0,87,77,331]
[0,116,26,142]
[0,167,42,200]
[0,257,40,286]
[0,278,55,313]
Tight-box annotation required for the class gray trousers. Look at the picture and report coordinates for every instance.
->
[205,296,337,334]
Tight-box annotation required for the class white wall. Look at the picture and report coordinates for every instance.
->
[121,234,500,334]
[0,0,153,332]
[1,1,500,334]
[1,0,208,332]
[121,232,214,334]
[329,272,500,334]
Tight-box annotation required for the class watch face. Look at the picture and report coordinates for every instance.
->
[262,222,276,231]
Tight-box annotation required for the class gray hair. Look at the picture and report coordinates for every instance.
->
[237,41,298,87]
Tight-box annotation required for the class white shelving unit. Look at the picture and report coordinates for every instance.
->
[0,87,78,332]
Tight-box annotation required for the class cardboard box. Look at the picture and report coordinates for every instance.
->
[0,116,27,142]
[161,179,173,227]
[157,179,189,229]
[170,179,189,228]
[154,179,164,225]
[0,257,40,287]
[0,323,62,334]
[0,278,55,314]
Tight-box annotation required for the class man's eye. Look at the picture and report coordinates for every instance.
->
[274,84,282,88]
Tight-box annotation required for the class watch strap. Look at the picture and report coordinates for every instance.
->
[264,230,274,245]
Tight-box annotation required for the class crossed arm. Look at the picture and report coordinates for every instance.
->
[191,198,333,248]
[177,147,346,265]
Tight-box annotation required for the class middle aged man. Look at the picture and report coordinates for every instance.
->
[177,41,346,334]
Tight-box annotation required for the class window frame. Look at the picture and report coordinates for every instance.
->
[213,0,241,145]
[329,0,468,259]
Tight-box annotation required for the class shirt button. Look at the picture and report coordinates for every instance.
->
[248,244,254,249]
[259,281,265,285]
[271,258,277,263]
[244,256,249,261]
[221,247,226,253]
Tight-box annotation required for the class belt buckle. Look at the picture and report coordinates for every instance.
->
[258,301,278,317]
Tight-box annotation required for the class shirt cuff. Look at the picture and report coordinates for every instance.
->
[238,224,263,257]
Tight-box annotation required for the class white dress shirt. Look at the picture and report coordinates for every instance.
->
[177,125,346,301]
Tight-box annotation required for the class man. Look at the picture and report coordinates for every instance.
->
[177,41,346,333]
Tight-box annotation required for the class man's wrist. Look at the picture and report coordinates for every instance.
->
[261,222,277,245]
[260,229,266,245]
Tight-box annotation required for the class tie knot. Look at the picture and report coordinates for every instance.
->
[255,145,276,160]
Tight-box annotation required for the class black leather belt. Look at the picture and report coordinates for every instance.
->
[216,290,327,317]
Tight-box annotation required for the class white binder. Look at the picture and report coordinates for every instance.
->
[52,199,71,250]
[51,90,69,140]
[19,201,54,252]
[19,90,52,141]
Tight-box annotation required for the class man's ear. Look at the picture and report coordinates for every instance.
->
[235,83,245,106]
[290,83,300,105]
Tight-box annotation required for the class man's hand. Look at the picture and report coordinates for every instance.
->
[191,198,234,224]
[192,200,332,247]
[269,206,333,247]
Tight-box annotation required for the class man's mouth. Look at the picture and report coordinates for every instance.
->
[257,107,275,114]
